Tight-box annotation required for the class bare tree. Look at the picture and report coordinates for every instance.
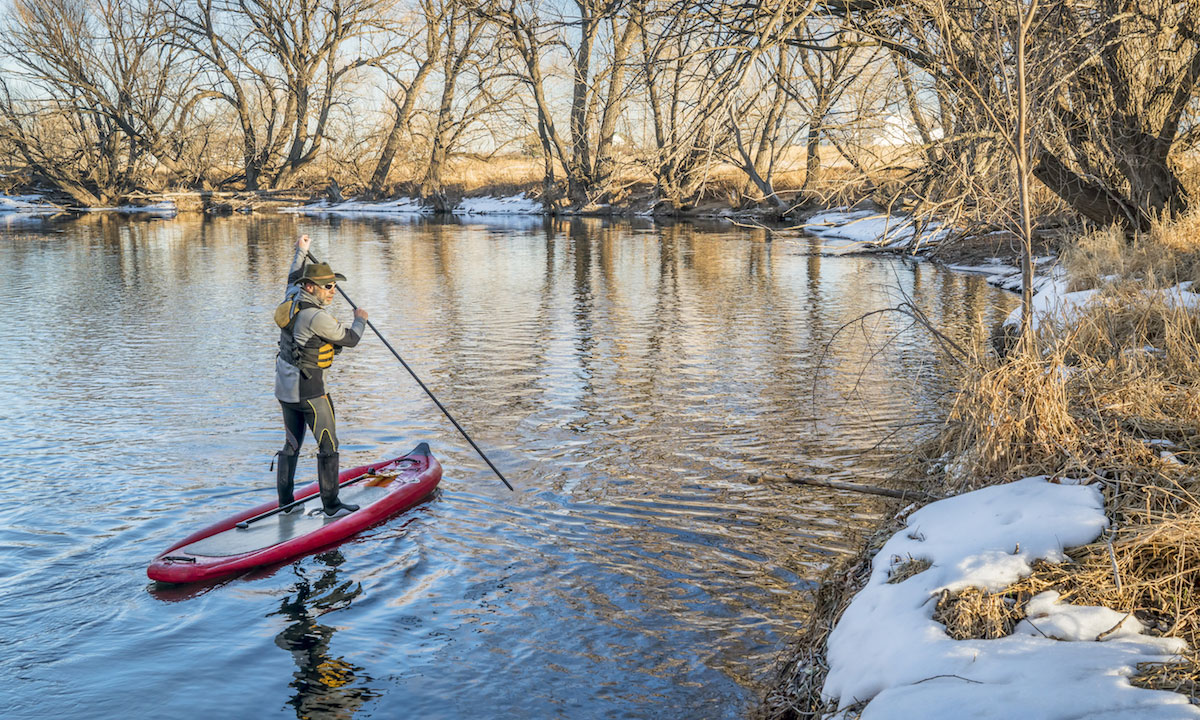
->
[789,24,863,195]
[634,0,820,210]
[856,0,1200,231]
[0,0,207,205]
[367,0,442,195]
[418,3,513,204]
[725,46,795,211]
[170,0,395,189]
[487,0,643,207]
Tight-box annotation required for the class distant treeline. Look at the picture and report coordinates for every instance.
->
[0,0,1196,227]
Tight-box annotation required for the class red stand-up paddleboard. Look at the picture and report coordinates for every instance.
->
[148,443,442,584]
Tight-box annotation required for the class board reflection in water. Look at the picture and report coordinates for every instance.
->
[272,552,378,719]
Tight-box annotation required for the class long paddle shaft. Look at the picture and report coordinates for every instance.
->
[306,251,514,491]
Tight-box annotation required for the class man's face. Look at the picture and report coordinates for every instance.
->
[307,281,336,305]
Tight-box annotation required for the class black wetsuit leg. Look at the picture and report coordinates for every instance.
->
[277,401,309,506]
[302,394,338,455]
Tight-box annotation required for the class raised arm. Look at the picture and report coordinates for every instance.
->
[286,235,312,288]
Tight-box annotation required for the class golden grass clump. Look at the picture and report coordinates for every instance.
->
[1064,209,1200,291]
[933,281,1200,491]
[1133,651,1200,698]
[921,515,1200,694]
[886,556,932,584]
[933,586,1022,639]
[936,347,1084,489]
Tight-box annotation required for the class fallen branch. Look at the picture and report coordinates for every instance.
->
[759,473,941,502]
[1096,612,1134,641]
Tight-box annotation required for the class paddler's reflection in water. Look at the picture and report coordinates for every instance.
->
[271,551,378,719]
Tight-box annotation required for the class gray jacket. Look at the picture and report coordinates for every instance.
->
[274,248,367,403]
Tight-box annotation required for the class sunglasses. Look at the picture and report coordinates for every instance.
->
[321,282,336,290]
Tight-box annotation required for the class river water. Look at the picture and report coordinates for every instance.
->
[0,214,1015,719]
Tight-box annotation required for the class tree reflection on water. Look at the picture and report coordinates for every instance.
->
[271,551,377,719]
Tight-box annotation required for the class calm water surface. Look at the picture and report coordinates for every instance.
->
[0,214,1015,719]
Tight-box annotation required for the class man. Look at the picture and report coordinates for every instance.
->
[273,234,368,517]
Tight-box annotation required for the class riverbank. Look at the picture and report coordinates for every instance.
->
[760,211,1200,718]
[1,186,1062,285]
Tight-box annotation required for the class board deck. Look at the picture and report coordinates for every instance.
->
[147,443,442,584]
[180,485,392,557]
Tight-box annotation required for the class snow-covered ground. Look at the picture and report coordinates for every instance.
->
[283,193,543,218]
[282,196,432,216]
[455,193,542,216]
[802,209,949,251]
[1,194,179,218]
[823,477,1196,719]
[947,256,1058,294]
[115,201,177,217]
[1001,277,1200,331]
[76,202,179,217]
[0,194,62,216]
[798,209,1070,297]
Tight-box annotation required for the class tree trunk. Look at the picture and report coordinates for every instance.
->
[1032,150,1138,228]
[368,59,435,196]
[803,124,820,193]
[567,6,598,205]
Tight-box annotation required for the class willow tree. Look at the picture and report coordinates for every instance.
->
[487,0,643,206]
[367,0,443,195]
[635,0,821,210]
[858,0,1200,231]
[0,0,205,205]
[418,2,515,204]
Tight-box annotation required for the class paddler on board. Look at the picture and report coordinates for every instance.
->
[273,234,368,518]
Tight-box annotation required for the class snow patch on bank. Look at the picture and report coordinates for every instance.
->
[0,194,62,215]
[1002,277,1200,331]
[948,255,1058,294]
[117,201,177,217]
[80,202,179,216]
[822,477,1194,719]
[455,193,542,216]
[284,193,544,218]
[803,209,949,251]
[282,196,433,216]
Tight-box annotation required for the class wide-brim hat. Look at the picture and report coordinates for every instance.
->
[296,262,346,286]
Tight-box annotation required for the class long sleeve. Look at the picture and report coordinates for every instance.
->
[308,309,367,348]
[286,246,307,289]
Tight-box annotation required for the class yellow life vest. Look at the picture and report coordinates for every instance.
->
[276,299,335,370]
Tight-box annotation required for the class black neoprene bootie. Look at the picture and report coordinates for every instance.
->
[276,450,299,508]
[317,451,358,517]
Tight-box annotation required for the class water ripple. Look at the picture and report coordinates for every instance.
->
[0,216,1015,719]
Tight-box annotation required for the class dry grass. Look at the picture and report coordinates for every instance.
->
[429,155,546,196]
[932,216,1200,489]
[761,212,1200,716]
[933,586,1023,639]
[1064,215,1200,291]
[887,556,932,584]
[313,143,900,212]
[936,513,1200,671]
[914,209,1200,695]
